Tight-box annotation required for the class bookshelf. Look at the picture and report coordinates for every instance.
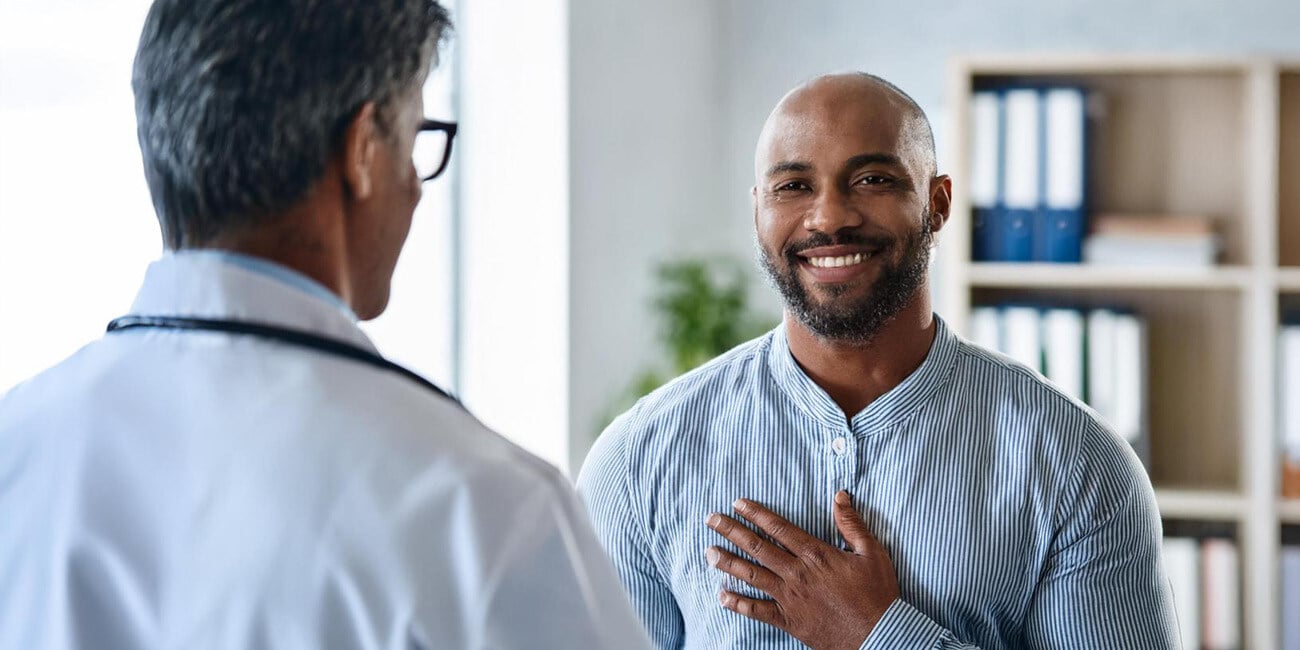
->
[943,55,1296,649]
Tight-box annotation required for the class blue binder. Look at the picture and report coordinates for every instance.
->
[997,87,1041,262]
[1034,86,1088,263]
[970,90,1003,262]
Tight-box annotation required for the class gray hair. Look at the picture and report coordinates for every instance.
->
[132,0,452,248]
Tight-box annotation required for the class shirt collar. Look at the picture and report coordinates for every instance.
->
[767,314,960,435]
[187,249,357,319]
[126,250,376,353]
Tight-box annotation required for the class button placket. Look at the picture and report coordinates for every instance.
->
[829,425,858,491]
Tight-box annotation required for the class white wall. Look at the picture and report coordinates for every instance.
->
[566,0,731,471]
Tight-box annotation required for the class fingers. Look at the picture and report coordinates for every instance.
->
[730,498,824,554]
[707,512,793,570]
[707,546,782,596]
[832,490,878,555]
[718,590,788,631]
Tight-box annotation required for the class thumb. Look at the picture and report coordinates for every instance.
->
[833,490,876,554]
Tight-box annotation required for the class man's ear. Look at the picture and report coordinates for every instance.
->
[751,185,759,227]
[342,102,380,201]
[928,175,952,233]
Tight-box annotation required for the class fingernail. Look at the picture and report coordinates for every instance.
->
[835,490,851,505]
[732,498,748,512]
[706,547,720,566]
[707,513,721,527]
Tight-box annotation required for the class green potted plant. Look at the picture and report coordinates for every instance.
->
[599,258,775,432]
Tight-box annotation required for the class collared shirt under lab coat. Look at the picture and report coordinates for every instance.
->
[0,252,652,649]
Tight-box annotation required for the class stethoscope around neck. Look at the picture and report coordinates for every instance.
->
[106,315,460,406]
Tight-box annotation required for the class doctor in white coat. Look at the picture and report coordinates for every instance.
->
[0,1,652,648]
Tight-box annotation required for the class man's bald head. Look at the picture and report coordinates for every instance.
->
[751,72,950,345]
[755,73,937,182]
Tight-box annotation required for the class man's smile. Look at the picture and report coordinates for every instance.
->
[795,243,886,283]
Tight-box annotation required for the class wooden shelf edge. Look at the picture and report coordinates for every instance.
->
[1278,267,1300,291]
[955,54,1266,75]
[966,263,1252,290]
[1156,488,1246,521]
[1280,499,1300,524]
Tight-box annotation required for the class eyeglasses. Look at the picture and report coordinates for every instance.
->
[413,119,458,182]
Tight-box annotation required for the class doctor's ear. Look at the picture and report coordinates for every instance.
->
[341,102,380,201]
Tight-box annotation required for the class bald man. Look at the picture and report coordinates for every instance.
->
[579,74,1178,649]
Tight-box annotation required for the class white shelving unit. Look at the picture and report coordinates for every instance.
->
[942,55,1300,649]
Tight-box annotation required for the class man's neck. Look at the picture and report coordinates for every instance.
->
[784,297,937,420]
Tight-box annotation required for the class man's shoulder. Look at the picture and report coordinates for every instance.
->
[953,338,1094,415]
[951,337,1129,457]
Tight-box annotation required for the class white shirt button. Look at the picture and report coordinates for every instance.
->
[831,437,848,455]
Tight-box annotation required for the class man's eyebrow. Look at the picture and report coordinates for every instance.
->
[765,161,812,177]
[844,152,904,170]
[765,153,906,178]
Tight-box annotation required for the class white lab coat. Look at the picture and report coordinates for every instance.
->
[0,253,652,650]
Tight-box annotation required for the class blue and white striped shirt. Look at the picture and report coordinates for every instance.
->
[578,315,1178,649]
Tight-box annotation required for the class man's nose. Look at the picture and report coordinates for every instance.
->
[803,188,864,234]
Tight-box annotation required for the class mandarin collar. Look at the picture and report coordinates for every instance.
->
[767,314,960,435]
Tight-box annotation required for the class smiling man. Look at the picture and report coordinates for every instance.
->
[578,73,1179,649]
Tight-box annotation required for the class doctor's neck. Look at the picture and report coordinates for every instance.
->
[182,172,359,313]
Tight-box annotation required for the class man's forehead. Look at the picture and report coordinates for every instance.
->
[757,101,906,170]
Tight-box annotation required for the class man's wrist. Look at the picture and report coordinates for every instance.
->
[860,599,946,650]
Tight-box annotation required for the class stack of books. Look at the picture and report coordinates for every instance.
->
[969,305,1147,465]
[1162,525,1241,650]
[969,85,1089,263]
[1282,318,1300,499]
[1083,214,1220,268]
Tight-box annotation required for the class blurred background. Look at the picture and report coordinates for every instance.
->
[3,0,1300,646]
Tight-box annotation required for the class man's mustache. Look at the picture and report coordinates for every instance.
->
[782,232,895,261]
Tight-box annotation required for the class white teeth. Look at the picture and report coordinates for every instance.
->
[807,253,869,268]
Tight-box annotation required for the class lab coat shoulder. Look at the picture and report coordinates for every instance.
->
[278,362,654,649]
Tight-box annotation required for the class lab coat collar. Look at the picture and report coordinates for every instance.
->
[126,251,379,353]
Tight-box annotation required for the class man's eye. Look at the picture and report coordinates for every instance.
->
[775,181,809,192]
[857,175,892,186]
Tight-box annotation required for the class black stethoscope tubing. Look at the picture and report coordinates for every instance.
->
[107,315,460,406]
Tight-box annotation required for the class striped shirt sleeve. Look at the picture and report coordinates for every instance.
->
[1020,422,1179,648]
[577,412,686,648]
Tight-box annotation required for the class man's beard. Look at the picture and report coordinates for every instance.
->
[758,217,933,345]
